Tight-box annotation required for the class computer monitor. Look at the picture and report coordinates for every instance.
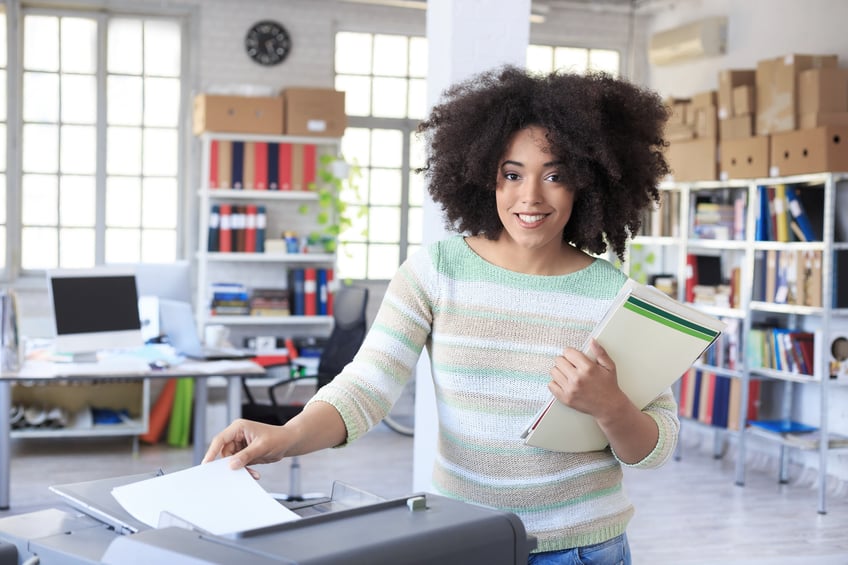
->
[131,261,193,342]
[47,267,144,360]
[133,260,192,304]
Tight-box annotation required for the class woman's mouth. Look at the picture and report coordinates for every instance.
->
[517,213,547,224]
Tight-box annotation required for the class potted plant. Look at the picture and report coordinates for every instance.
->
[299,154,362,253]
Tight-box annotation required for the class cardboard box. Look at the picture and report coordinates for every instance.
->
[799,68,848,114]
[694,105,718,138]
[718,69,755,119]
[720,136,770,179]
[800,111,848,129]
[756,53,838,136]
[769,126,848,176]
[720,115,754,140]
[284,88,347,137]
[691,90,717,109]
[665,122,695,141]
[664,97,692,125]
[733,85,756,116]
[665,138,717,182]
[193,94,284,136]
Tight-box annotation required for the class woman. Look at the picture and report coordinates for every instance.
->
[204,66,677,564]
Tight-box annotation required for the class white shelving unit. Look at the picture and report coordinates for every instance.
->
[630,172,848,514]
[10,379,149,440]
[196,132,341,351]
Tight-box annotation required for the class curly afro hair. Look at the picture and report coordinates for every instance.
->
[416,65,670,261]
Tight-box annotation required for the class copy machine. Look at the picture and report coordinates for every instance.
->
[0,476,535,564]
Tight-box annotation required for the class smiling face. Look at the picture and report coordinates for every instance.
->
[495,126,575,253]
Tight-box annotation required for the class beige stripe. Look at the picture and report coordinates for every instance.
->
[218,140,232,188]
[243,141,255,189]
[292,143,304,190]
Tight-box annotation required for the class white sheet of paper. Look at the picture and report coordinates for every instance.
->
[111,457,300,536]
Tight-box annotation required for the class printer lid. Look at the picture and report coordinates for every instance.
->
[49,470,163,535]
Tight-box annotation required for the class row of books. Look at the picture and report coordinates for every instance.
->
[209,272,335,318]
[288,268,335,316]
[209,140,319,191]
[691,191,747,241]
[752,249,823,307]
[248,288,291,317]
[679,318,760,430]
[755,184,819,242]
[684,253,742,308]
[641,190,681,238]
[679,368,761,430]
[208,204,267,253]
[209,282,251,316]
[748,326,816,377]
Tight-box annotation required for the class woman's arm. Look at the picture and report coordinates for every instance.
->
[202,401,346,475]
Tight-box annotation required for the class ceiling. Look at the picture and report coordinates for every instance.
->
[337,0,680,17]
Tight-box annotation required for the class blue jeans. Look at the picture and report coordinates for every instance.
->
[528,533,631,565]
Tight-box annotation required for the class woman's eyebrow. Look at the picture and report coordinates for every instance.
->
[500,159,563,167]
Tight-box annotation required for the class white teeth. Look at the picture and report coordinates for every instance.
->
[518,214,545,223]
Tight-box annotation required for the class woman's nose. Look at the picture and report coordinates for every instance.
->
[519,178,543,203]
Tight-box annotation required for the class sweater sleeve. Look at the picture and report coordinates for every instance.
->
[305,249,437,445]
[612,387,680,468]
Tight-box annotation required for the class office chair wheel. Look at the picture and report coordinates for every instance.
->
[382,375,415,436]
[382,414,414,436]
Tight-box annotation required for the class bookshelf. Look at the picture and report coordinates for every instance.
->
[196,132,342,355]
[629,171,848,513]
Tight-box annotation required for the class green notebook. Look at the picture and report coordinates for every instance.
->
[167,378,194,448]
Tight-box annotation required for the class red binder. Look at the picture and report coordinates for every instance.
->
[304,268,317,315]
[303,144,317,188]
[685,254,698,303]
[140,379,176,445]
[218,204,233,252]
[244,204,257,253]
[231,205,244,252]
[254,142,268,190]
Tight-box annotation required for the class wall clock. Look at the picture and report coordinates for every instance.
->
[245,20,292,66]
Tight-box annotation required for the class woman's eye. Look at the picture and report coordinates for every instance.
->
[503,172,520,181]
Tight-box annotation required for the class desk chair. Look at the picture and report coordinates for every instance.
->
[241,285,369,501]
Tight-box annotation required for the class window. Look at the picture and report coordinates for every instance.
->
[17,9,183,272]
[0,9,6,272]
[526,44,621,76]
[334,32,426,280]
[333,35,620,281]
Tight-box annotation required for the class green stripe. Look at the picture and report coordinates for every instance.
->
[624,296,718,341]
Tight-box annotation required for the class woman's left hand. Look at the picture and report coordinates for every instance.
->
[548,339,625,420]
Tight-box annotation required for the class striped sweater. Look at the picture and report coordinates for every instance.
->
[308,236,679,553]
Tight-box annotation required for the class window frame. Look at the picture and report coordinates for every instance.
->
[1,1,194,285]
[334,30,426,282]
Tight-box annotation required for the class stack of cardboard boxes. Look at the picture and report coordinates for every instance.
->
[665,53,848,181]
[193,88,347,138]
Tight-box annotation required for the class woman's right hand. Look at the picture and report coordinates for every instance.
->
[202,418,291,478]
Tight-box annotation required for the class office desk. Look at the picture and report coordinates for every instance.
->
[0,356,265,510]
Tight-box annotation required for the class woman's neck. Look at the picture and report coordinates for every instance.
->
[464,235,593,276]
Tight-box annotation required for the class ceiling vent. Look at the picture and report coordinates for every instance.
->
[649,16,727,66]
